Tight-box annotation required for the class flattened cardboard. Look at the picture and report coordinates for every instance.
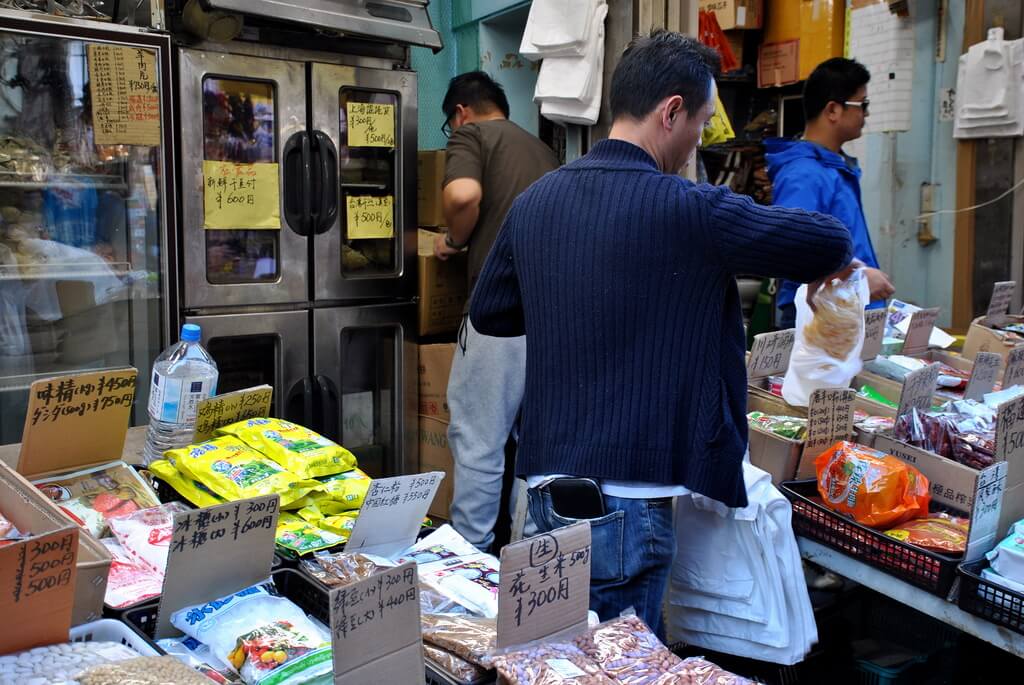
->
[1004,347,1024,389]
[985,281,1016,327]
[345,472,444,558]
[155,495,279,638]
[896,364,940,419]
[963,352,1002,402]
[419,417,454,519]
[418,343,456,422]
[0,526,79,653]
[497,522,591,649]
[964,315,1024,362]
[968,463,1008,562]
[18,368,137,479]
[758,40,799,88]
[862,309,887,361]
[330,561,422,685]
[747,329,795,379]
[798,389,855,478]
[193,385,273,442]
[901,307,941,355]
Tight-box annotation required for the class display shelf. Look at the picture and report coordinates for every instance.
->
[798,537,1024,658]
[0,261,132,281]
[0,171,127,191]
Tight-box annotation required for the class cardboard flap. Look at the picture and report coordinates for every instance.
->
[747,329,795,379]
[862,309,887,361]
[17,368,137,479]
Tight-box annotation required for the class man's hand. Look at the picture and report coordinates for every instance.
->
[433,232,462,260]
[863,267,896,301]
[807,259,865,312]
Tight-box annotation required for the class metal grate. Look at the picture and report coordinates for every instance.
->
[958,560,1024,636]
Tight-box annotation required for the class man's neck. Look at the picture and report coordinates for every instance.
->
[802,123,844,154]
[465,110,506,125]
[608,120,668,172]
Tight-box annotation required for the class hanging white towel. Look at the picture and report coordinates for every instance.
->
[534,3,608,103]
[955,28,1024,138]
[520,0,603,59]
[538,5,606,126]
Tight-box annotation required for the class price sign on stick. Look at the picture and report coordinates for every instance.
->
[985,281,1016,326]
[747,329,795,378]
[804,389,855,458]
[193,385,273,442]
[1004,347,1024,390]
[964,352,1002,402]
[862,309,887,360]
[345,472,443,558]
[901,307,940,355]
[897,364,940,420]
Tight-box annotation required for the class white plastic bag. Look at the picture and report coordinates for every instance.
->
[782,270,869,407]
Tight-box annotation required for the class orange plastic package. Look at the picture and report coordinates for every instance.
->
[885,515,969,554]
[815,441,931,529]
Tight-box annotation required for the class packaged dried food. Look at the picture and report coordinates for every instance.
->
[296,502,358,540]
[155,636,241,684]
[815,441,930,529]
[316,468,372,510]
[854,415,894,434]
[747,411,807,440]
[75,655,214,685]
[0,641,140,683]
[420,614,496,668]
[146,459,225,508]
[33,461,160,538]
[803,275,866,360]
[167,436,320,508]
[885,515,969,554]
[275,513,345,556]
[108,502,189,575]
[102,537,164,609]
[894,403,997,469]
[662,657,756,684]
[491,642,612,685]
[217,418,357,479]
[423,644,488,684]
[573,615,682,683]
[421,553,500,618]
[301,551,380,588]
[170,583,332,685]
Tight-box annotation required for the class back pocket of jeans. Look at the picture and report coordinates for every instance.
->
[549,508,626,583]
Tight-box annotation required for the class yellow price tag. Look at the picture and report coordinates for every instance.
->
[203,161,281,229]
[347,195,394,239]
[347,102,395,148]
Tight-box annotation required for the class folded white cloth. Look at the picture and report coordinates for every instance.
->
[534,3,608,103]
[955,28,1024,138]
[520,0,603,59]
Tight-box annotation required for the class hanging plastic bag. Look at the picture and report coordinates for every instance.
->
[782,270,869,407]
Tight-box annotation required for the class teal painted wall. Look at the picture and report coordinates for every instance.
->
[411,1,457,151]
[478,5,540,135]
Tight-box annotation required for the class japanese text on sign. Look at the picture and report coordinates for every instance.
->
[31,373,135,426]
[193,386,273,442]
[203,161,281,229]
[996,395,1024,462]
[498,522,591,648]
[87,44,160,146]
[170,497,278,554]
[985,281,1016,326]
[901,307,940,355]
[862,309,887,361]
[747,329,795,378]
[345,472,444,558]
[964,352,1002,402]
[897,364,940,420]
[968,462,1007,562]
[805,389,854,458]
[347,195,394,240]
[346,102,396,148]
[1005,347,1024,390]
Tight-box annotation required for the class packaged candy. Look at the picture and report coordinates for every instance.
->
[316,468,372,510]
[815,441,930,529]
[858,385,899,409]
[747,411,807,440]
[147,459,225,508]
[885,515,969,554]
[301,551,382,588]
[33,461,160,538]
[275,513,344,556]
[170,583,332,685]
[108,501,190,575]
[167,436,320,508]
[217,418,356,479]
[297,502,358,540]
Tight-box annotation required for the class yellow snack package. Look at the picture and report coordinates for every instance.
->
[276,513,345,555]
[166,436,320,508]
[217,418,357,479]
[297,502,359,540]
[147,459,225,508]
[317,468,372,510]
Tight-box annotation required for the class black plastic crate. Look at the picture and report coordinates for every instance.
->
[781,479,961,597]
[957,559,1024,636]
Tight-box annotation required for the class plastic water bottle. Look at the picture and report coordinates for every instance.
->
[142,324,219,464]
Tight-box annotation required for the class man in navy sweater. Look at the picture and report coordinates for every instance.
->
[469,31,854,636]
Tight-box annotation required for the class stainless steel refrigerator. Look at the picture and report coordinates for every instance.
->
[176,42,422,479]
[0,10,176,445]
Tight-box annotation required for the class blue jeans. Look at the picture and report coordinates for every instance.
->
[527,487,675,639]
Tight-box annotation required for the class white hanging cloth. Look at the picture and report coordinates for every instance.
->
[519,0,603,59]
[536,3,606,126]
[955,28,1024,138]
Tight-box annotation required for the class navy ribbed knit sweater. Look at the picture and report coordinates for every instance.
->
[470,140,853,508]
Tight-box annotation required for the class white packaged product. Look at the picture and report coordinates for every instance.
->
[393,524,481,571]
[421,553,501,618]
[987,521,1024,585]
[170,583,332,685]
[108,502,188,575]
[156,636,241,684]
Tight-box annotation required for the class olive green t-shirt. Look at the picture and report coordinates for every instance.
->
[443,120,558,305]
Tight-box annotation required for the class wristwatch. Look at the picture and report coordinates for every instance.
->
[444,233,468,250]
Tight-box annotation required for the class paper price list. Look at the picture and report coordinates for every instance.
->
[87,45,160,146]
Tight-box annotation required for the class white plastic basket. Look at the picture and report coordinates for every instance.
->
[69,619,160,657]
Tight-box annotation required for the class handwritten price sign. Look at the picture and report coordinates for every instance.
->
[347,195,394,240]
[346,102,396,148]
[203,161,281,229]
[747,329,795,379]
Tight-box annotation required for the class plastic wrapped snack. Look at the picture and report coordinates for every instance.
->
[747,412,807,440]
[108,502,189,575]
[275,513,345,556]
[33,461,160,538]
[573,615,681,683]
[102,537,164,609]
[316,468,372,509]
[885,515,969,554]
[75,656,214,685]
[217,418,357,479]
[815,441,930,529]
[420,614,496,668]
[491,642,613,685]
[297,502,358,539]
[423,644,488,684]
[662,657,756,685]
[167,436,320,508]
[854,415,895,435]
[146,459,225,508]
[301,551,381,588]
[421,554,500,618]
[170,583,332,685]
[155,636,241,684]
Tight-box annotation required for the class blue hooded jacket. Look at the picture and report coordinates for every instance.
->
[765,138,882,309]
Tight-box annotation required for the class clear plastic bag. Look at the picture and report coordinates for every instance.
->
[420,614,496,668]
[782,270,869,407]
[490,641,613,685]
[75,656,214,685]
[572,615,682,683]
[300,551,380,588]
[423,644,488,684]
[661,657,756,684]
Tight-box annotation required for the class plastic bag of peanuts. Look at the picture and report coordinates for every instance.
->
[490,641,614,685]
[572,615,684,683]
[75,656,213,685]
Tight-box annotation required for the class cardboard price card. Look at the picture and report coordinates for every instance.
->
[193,385,273,442]
[330,561,422,685]
[18,368,137,478]
[966,462,1007,562]
[345,472,443,558]
[896,364,940,420]
[747,329,795,378]
[87,44,160,146]
[346,195,394,240]
[804,388,855,459]
[156,495,279,638]
[996,395,1024,463]
[901,307,940,355]
[985,281,1016,326]
[862,309,887,361]
[203,161,281,230]
[1004,347,1024,390]
[346,102,396,148]
[964,352,1002,402]
[0,527,79,654]
[497,522,592,648]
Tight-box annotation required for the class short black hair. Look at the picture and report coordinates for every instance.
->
[803,58,871,121]
[609,30,721,121]
[442,71,510,120]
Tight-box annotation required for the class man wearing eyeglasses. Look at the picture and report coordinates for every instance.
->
[766,57,894,329]
[434,71,558,551]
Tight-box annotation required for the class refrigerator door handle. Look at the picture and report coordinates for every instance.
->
[314,374,340,443]
[285,376,315,425]
[311,131,339,235]
[283,131,312,236]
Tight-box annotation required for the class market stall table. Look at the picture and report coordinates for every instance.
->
[798,537,1024,658]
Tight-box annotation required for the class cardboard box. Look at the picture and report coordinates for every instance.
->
[764,0,845,82]
[963,315,1024,363]
[700,0,763,30]
[418,343,456,519]
[724,30,745,66]
[417,229,468,337]
[417,150,446,228]
[0,461,111,625]
[747,392,805,483]
[757,40,800,88]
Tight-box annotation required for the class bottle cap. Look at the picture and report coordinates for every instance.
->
[181,323,201,342]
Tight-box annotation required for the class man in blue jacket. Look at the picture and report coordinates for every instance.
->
[766,57,895,328]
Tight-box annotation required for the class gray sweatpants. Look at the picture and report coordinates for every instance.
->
[447,316,526,549]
